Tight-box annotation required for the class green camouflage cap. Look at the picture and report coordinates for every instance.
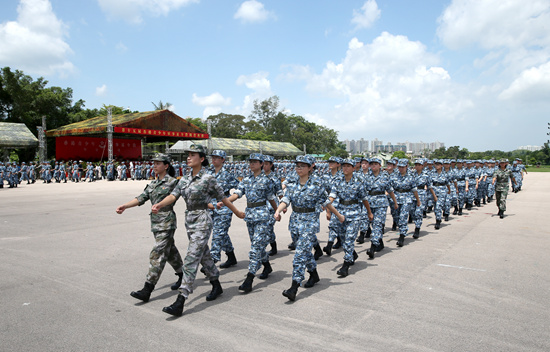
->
[185,144,206,154]
[151,153,171,163]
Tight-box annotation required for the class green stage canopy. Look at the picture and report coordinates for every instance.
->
[169,138,303,156]
[0,122,39,148]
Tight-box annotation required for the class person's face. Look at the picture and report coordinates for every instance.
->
[361,161,369,171]
[263,161,273,172]
[387,163,395,171]
[435,163,443,171]
[415,163,423,172]
[153,161,168,174]
[249,160,262,172]
[370,162,380,173]
[187,152,203,167]
[342,164,354,175]
[398,165,407,175]
[295,162,311,177]
[211,155,224,168]
[328,161,338,170]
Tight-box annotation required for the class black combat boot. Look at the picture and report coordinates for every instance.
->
[268,241,278,256]
[435,220,441,230]
[453,206,458,215]
[282,280,300,301]
[396,234,405,247]
[408,214,413,223]
[366,227,372,238]
[413,227,420,239]
[458,208,463,215]
[219,251,237,269]
[303,269,320,288]
[333,237,343,249]
[130,282,155,302]
[377,238,385,251]
[482,197,486,205]
[356,231,366,244]
[206,279,223,301]
[171,272,183,290]
[259,261,273,279]
[162,294,185,316]
[349,250,358,265]
[337,261,352,277]
[288,242,296,250]
[392,222,397,231]
[366,242,376,259]
[239,272,255,293]
[323,241,333,256]
[444,213,449,221]
[313,244,323,260]
[423,210,427,218]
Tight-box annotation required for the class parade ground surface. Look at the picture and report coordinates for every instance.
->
[1,173,549,352]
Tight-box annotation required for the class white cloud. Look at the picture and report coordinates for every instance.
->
[499,62,550,101]
[294,33,472,137]
[116,42,128,53]
[235,71,273,114]
[0,0,74,76]
[192,92,231,106]
[351,0,381,30]
[98,0,199,24]
[95,84,107,96]
[234,0,273,24]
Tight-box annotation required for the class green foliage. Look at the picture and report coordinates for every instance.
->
[152,100,172,111]
[186,117,207,131]
[392,150,407,159]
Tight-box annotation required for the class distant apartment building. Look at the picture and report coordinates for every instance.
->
[343,138,444,156]
[518,145,543,151]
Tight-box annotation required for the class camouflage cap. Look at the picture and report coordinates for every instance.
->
[263,155,274,163]
[397,158,409,167]
[210,149,226,158]
[386,158,397,165]
[370,157,381,164]
[414,158,424,164]
[248,153,264,162]
[151,153,171,163]
[341,158,356,167]
[499,158,509,163]
[294,155,313,166]
[185,144,206,154]
[328,156,340,163]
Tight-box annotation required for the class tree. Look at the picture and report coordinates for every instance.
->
[249,95,281,130]
[152,100,173,111]
[186,117,207,132]
[392,151,407,159]
[206,113,247,138]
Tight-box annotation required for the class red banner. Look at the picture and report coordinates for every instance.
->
[55,136,142,161]
[114,127,208,139]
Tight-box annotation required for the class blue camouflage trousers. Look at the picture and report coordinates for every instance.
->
[179,226,219,299]
[369,206,387,246]
[246,221,270,275]
[341,218,360,263]
[467,185,477,204]
[433,187,448,221]
[267,208,277,244]
[210,212,234,262]
[388,196,399,225]
[411,191,427,228]
[146,230,184,286]
[359,203,369,232]
[328,215,344,243]
[397,203,412,236]
[456,185,466,208]
[487,182,495,197]
[292,230,317,284]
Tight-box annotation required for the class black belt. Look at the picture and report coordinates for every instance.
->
[456,177,464,181]
[417,185,426,190]
[394,188,411,193]
[340,199,358,205]
[187,204,208,211]
[224,191,230,197]
[433,182,446,186]
[369,191,385,196]
[247,201,266,208]
[292,206,316,213]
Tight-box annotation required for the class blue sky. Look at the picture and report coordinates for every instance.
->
[1,0,549,151]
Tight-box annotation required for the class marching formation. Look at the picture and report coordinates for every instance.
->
[114,146,526,317]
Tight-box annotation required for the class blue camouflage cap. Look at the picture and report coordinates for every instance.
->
[263,155,274,163]
[370,157,381,164]
[328,156,340,163]
[386,158,396,165]
[435,159,443,164]
[397,158,409,167]
[210,150,226,158]
[414,158,424,164]
[248,153,264,162]
[341,158,356,167]
[295,155,313,166]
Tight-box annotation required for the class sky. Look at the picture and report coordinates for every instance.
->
[1,0,549,152]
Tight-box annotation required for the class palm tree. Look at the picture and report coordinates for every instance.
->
[152,100,173,111]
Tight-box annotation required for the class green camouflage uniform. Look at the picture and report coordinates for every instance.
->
[136,174,183,285]
[171,168,226,299]
[493,168,513,211]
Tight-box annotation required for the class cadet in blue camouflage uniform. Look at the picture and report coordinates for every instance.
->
[0,162,5,188]
[410,159,437,237]
[485,160,496,202]
[227,153,278,293]
[322,156,344,256]
[431,160,451,229]
[152,145,245,317]
[511,160,522,193]
[393,159,421,247]
[19,162,30,184]
[116,153,184,304]
[207,150,240,268]
[357,157,372,244]
[328,158,373,277]
[425,160,435,214]
[453,160,468,215]
[492,159,517,219]
[465,160,478,209]
[364,157,398,259]
[385,158,400,231]
[275,155,344,301]
[263,155,284,256]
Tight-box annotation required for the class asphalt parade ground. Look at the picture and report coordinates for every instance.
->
[1,173,549,352]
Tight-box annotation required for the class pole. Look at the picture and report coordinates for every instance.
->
[207,119,212,154]
[107,107,113,162]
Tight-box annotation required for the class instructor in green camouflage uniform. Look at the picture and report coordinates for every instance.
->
[116,153,183,303]
[152,144,245,317]
[492,159,517,219]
